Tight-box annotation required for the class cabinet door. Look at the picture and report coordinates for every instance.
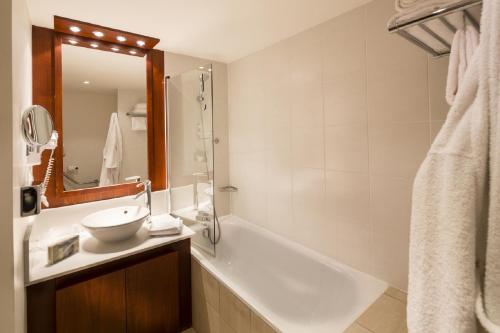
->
[126,251,179,333]
[56,270,126,333]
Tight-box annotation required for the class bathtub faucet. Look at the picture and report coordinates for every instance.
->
[196,211,212,223]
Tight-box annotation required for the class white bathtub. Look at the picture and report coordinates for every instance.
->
[191,216,387,333]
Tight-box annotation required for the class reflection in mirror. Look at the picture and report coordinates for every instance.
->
[62,44,147,191]
[22,105,54,146]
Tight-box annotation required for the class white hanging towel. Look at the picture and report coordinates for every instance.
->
[99,113,123,186]
[446,24,479,106]
[130,103,147,131]
[131,117,147,131]
[408,1,500,332]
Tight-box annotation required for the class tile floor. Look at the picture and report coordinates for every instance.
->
[345,287,407,333]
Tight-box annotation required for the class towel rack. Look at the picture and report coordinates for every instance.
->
[126,111,147,118]
[388,0,482,57]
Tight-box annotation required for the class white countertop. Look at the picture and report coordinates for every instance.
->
[27,225,194,286]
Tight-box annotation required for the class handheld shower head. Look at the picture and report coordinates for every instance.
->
[199,73,210,94]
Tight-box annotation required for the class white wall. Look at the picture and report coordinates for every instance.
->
[1,0,33,332]
[0,0,15,330]
[227,0,449,290]
[63,91,117,184]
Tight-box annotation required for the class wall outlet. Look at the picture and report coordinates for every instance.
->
[21,185,41,217]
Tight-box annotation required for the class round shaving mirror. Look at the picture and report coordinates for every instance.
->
[22,105,54,146]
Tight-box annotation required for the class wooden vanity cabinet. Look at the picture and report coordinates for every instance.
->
[126,252,179,333]
[56,269,127,333]
[27,238,191,333]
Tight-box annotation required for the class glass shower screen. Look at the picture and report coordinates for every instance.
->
[166,64,217,255]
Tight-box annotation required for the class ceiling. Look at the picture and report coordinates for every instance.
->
[27,0,371,63]
[62,44,146,93]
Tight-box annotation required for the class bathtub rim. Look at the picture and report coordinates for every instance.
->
[191,214,388,332]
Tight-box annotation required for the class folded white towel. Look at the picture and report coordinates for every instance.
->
[148,214,183,236]
[395,0,455,12]
[133,107,147,113]
[130,103,147,115]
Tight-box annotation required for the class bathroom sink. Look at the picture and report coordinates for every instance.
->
[81,206,149,242]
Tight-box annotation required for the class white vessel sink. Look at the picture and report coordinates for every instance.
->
[81,206,149,242]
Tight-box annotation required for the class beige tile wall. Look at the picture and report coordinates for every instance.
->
[192,259,277,333]
[227,0,449,290]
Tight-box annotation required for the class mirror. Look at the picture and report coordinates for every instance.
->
[61,44,147,191]
[22,105,54,146]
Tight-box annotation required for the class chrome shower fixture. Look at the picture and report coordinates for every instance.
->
[198,72,210,111]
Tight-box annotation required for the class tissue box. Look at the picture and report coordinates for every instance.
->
[47,234,79,265]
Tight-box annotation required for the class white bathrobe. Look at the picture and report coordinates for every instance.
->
[408,1,500,332]
[481,1,500,329]
[99,113,123,186]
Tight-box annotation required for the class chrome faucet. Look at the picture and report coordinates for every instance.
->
[135,179,152,215]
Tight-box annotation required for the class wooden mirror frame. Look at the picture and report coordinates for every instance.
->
[32,21,166,208]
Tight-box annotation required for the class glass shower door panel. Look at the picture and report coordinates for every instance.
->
[167,64,216,255]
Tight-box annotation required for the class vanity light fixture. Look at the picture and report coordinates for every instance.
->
[69,26,81,33]
[83,80,90,85]
[90,43,99,48]
[68,40,78,45]
[93,31,104,37]
[116,36,127,42]
[111,47,119,52]
[129,50,137,55]
[136,40,145,47]
[198,66,204,70]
